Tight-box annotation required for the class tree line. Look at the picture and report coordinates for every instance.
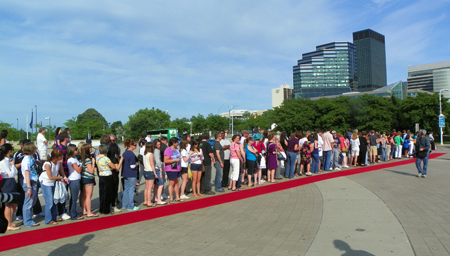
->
[1,93,447,142]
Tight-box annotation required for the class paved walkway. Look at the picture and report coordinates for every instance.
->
[1,147,449,255]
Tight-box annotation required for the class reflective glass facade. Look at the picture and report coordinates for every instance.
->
[353,29,387,92]
[293,42,356,99]
[407,61,450,100]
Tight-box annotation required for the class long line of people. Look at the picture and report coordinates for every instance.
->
[0,127,435,232]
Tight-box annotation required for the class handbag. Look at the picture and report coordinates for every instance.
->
[277,150,286,160]
[416,150,427,159]
[171,162,177,169]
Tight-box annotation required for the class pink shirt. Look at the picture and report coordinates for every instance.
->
[230,143,240,159]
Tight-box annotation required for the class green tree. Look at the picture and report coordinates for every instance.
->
[205,114,229,133]
[126,108,171,139]
[170,118,191,134]
[271,98,319,132]
[191,114,207,134]
[110,121,123,135]
[64,108,109,139]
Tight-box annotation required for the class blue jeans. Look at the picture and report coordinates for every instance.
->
[41,184,57,224]
[285,151,298,178]
[122,177,136,210]
[365,152,369,165]
[333,148,340,169]
[416,152,429,175]
[381,147,387,161]
[311,153,319,173]
[214,161,223,191]
[22,183,38,226]
[69,180,81,219]
[323,150,332,171]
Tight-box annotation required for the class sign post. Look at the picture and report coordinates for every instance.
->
[439,114,445,145]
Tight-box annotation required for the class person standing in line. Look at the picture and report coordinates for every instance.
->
[219,131,231,188]
[239,130,249,185]
[163,137,183,203]
[55,132,70,221]
[143,142,157,206]
[36,128,48,160]
[331,131,341,170]
[200,133,215,195]
[228,135,242,191]
[266,133,278,183]
[66,145,85,220]
[368,130,378,164]
[107,135,121,212]
[97,145,122,215]
[350,132,360,167]
[79,144,97,217]
[121,139,140,211]
[358,132,368,166]
[415,130,431,178]
[152,140,167,205]
[0,143,20,231]
[159,137,169,200]
[285,132,300,178]
[189,140,204,197]
[322,129,334,171]
[244,137,257,187]
[21,143,42,227]
[213,132,225,192]
[179,140,191,199]
[394,133,403,159]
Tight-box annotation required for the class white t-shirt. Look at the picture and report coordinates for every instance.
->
[139,146,145,156]
[220,139,231,160]
[351,139,360,150]
[0,158,18,179]
[180,149,189,168]
[37,133,48,151]
[39,161,60,186]
[143,152,154,172]
[299,138,308,148]
[318,136,324,157]
[67,157,81,180]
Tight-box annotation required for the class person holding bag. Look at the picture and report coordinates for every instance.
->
[0,144,19,231]
[164,137,183,203]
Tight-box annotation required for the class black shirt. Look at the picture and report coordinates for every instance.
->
[200,140,214,166]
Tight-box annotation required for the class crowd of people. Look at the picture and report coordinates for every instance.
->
[0,126,435,232]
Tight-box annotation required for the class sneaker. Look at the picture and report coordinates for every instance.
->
[37,212,45,217]
[113,207,122,213]
[334,167,341,171]
[417,174,422,177]
[32,214,36,218]
[180,194,190,200]
[422,175,426,178]
[61,213,71,220]
[343,165,349,168]
[128,206,140,211]
[15,216,23,221]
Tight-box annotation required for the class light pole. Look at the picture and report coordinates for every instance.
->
[35,105,37,135]
[17,118,19,142]
[46,117,51,145]
[439,89,449,145]
[227,105,238,135]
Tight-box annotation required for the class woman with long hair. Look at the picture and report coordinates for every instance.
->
[189,140,204,197]
[266,133,278,183]
[179,140,190,200]
[301,135,314,176]
[54,127,62,148]
[40,149,65,225]
[152,140,167,205]
[66,145,84,220]
[143,143,156,207]
[244,137,257,187]
[164,137,183,203]
[0,143,19,230]
[0,130,9,146]
[80,144,97,217]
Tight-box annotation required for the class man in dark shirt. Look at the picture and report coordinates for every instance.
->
[108,135,121,212]
[368,130,378,163]
[415,130,431,178]
[213,132,225,192]
[200,133,215,195]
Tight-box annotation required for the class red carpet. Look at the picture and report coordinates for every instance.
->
[0,153,445,251]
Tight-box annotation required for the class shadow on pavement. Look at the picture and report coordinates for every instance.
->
[48,234,94,256]
[334,240,375,256]
[385,169,417,177]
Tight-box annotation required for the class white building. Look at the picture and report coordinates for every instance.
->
[272,84,293,108]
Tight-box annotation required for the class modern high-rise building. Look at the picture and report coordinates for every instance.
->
[293,42,356,99]
[353,29,387,92]
[272,84,293,108]
[407,61,450,99]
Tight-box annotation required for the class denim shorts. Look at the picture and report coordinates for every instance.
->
[81,178,94,187]
[166,171,181,180]
[143,171,155,180]
[154,168,164,186]
[191,164,202,172]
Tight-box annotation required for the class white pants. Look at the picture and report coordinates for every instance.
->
[229,158,240,181]
[38,150,48,160]
[396,145,403,158]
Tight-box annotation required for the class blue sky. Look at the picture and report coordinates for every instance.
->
[1,0,450,130]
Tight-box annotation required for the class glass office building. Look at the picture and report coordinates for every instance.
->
[408,61,450,100]
[353,29,387,92]
[293,42,356,99]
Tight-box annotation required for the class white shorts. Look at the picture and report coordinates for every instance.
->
[351,148,360,157]
[229,158,240,181]
[38,150,48,160]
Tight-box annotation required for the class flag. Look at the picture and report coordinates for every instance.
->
[30,111,33,129]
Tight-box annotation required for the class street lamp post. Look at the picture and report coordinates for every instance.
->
[17,118,19,142]
[46,117,51,145]
[227,105,238,135]
[439,89,449,145]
